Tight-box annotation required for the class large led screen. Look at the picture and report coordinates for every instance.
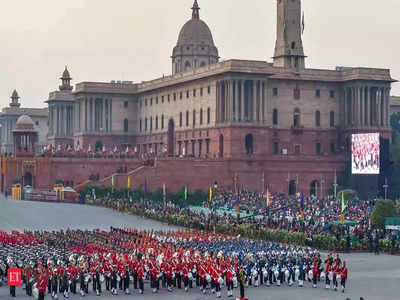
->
[352,133,380,175]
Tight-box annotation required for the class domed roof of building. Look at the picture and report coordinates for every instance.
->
[14,114,36,132]
[176,0,215,47]
[61,66,71,79]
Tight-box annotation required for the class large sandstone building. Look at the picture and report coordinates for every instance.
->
[0,90,48,154]
[0,0,395,197]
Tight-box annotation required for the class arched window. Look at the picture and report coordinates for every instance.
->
[207,107,211,124]
[179,112,183,127]
[186,110,189,126]
[185,61,191,71]
[155,116,159,130]
[273,109,278,126]
[200,109,203,125]
[330,111,335,128]
[315,110,321,127]
[193,110,196,127]
[123,118,128,133]
[293,108,301,128]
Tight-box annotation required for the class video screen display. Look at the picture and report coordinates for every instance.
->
[352,133,380,175]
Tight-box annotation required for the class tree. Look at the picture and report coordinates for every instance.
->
[371,199,399,229]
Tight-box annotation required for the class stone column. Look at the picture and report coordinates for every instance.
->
[235,80,240,122]
[226,80,230,122]
[230,79,234,122]
[359,87,364,127]
[366,87,371,127]
[216,82,219,123]
[377,88,382,127]
[102,98,105,132]
[109,98,112,132]
[386,87,391,127]
[240,80,244,122]
[343,88,347,127]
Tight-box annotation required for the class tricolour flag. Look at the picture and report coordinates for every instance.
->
[341,192,345,224]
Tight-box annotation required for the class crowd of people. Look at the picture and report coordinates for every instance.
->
[90,187,398,253]
[0,228,348,299]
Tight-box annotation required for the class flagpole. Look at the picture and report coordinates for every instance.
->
[262,172,265,194]
[333,169,338,199]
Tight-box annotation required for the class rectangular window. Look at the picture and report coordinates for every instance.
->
[150,98,152,106]
[330,90,335,98]
[186,91,189,98]
[145,99,147,106]
[316,143,321,155]
[156,96,158,104]
[206,139,210,154]
[161,96,164,103]
[180,92,183,99]
[273,88,278,96]
[294,88,300,100]
[186,111,189,126]
[193,89,196,97]
[173,93,176,101]
[208,86,211,94]
[168,94,170,102]
[145,118,148,131]
[200,88,203,96]
[330,142,335,154]
[139,119,142,132]
[124,101,128,108]
[316,89,321,98]
[273,142,279,154]
[294,144,301,155]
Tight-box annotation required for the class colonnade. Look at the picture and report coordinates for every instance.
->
[49,103,74,137]
[216,79,267,124]
[342,86,390,128]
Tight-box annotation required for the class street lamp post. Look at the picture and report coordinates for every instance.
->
[383,178,389,200]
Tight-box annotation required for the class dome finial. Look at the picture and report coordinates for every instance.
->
[10,89,21,108]
[59,66,73,91]
[192,0,200,20]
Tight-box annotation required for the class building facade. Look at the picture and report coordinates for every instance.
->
[36,0,394,196]
[0,90,48,155]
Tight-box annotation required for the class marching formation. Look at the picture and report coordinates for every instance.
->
[0,228,348,299]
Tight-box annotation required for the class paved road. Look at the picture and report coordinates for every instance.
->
[0,196,179,232]
[0,196,399,299]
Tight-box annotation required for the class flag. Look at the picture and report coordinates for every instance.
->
[163,183,166,199]
[341,192,345,213]
[302,12,305,34]
[111,174,114,187]
[184,186,188,201]
[209,187,212,202]
[266,189,270,207]
[163,183,166,210]
[127,176,131,189]
[300,193,305,219]
[341,192,345,225]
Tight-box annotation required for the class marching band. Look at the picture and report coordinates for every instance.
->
[0,228,349,299]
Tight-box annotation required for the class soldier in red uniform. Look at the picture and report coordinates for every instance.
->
[340,261,348,293]
[38,271,48,300]
[137,263,144,294]
[226,266,234,297]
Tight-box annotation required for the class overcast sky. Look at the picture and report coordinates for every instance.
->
[0,0,399,109]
